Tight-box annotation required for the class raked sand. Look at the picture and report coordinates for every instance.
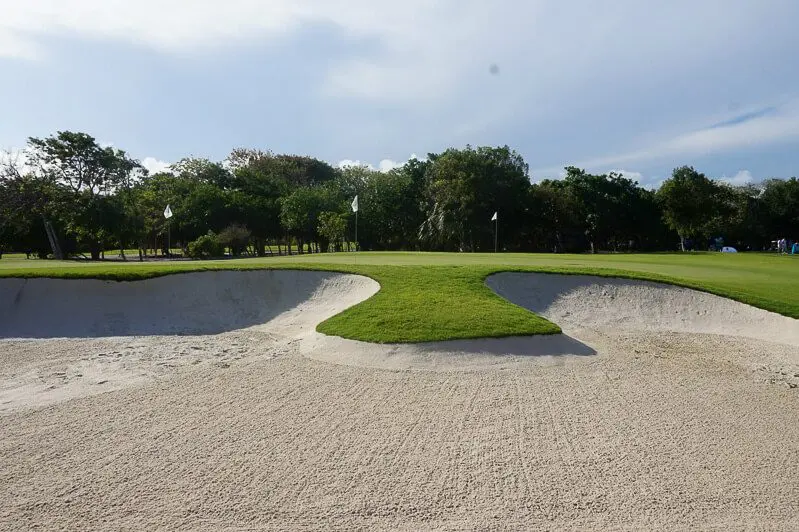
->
[1,270,798,530]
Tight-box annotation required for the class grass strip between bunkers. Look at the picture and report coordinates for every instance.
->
[1,252,797,343]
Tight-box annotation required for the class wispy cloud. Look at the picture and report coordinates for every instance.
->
[533,98,799,178]
[707,107,777,129]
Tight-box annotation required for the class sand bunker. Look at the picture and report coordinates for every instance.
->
[3,270,799,529]
[0,270,379,411]
[0,270,379,338]
[305,271,799,371]
[486,272,799,346]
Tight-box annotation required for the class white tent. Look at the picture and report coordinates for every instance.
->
[721,246,738,253]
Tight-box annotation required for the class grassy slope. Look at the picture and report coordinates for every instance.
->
[0,252,796,343]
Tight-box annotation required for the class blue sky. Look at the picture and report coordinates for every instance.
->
[1,0,798,187]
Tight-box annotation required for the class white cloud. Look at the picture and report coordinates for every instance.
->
[141,157,171,175]
[3,1,799,176]
[338,154,420,172]
[610,169,644,182]
[378,159,403,172]
[0,30,40,59]
[720,170,754,185]
[3,1,793,107]
[0,147,29,175]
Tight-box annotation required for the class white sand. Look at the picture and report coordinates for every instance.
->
[486,272,799,346]
[0,270,379,411]
[1,270,798,530]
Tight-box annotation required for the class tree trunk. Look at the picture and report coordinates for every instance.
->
[89,242,101,261]
[680,235,686,252]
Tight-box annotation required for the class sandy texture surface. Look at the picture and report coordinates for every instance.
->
[0,271,378,412]
[1,271,798,530]
[487,272,799,346]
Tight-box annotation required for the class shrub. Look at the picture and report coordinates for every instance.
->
[187,231,224,259]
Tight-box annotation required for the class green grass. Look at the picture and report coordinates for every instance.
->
[0,252,796,343]
[316,266,561,342]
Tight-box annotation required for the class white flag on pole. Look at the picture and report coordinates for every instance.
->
[491,211,497,221]
[164,204,173,219]
[351,195,359,213]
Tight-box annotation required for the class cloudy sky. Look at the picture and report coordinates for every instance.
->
[1,0,798,186]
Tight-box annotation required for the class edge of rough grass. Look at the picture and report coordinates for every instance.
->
[0,258,796,343]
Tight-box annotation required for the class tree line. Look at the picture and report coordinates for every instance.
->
[1,131,797,259]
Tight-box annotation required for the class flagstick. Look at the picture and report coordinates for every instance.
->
[494,219,498,253]
[163,204,173,259]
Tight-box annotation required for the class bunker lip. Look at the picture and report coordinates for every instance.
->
[486,271,799,347]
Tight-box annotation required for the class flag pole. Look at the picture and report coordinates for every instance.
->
[351,195,359,253]
[491,211,498,253]
[163,204,173,258]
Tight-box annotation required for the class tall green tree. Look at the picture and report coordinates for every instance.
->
[656,166,724,251]
[280,186,343,253]
[558,167,669,252]
[760,177,799,241]
[171,157,232,188]
[420,146,530,251]
[0,169,69,257]
[524,181,582,252]
[228,150,296,255]
[22,131,145,259]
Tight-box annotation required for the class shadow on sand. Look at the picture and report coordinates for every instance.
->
[0,270,347,339]
[417,333,596,358]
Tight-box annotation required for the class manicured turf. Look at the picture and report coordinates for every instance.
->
[0,252,796,342]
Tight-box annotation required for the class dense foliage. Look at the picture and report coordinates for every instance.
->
[1,130,797,259]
